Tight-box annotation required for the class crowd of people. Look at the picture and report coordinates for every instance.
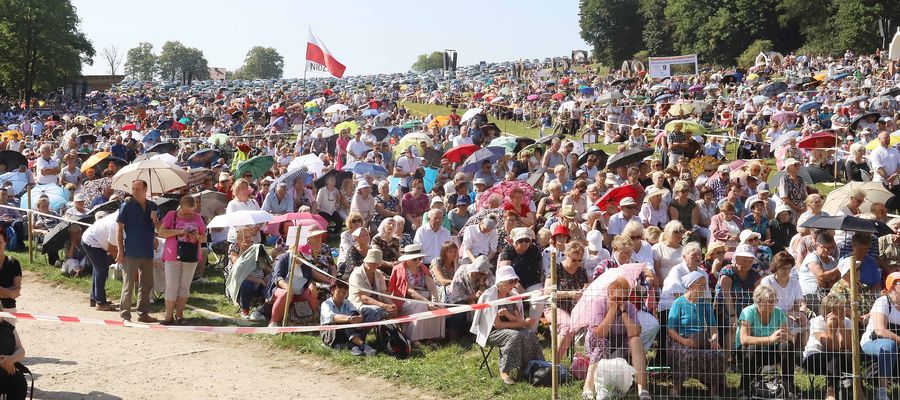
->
[0,48,900,400]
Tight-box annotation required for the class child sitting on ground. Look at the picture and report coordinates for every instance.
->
[320,281,376,356]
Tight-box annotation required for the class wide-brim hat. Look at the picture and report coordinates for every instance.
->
[398,243,426,262]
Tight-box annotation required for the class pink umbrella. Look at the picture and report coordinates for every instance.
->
[688,84,704,93]
[526,94,540,101]
[264,212,327,236]
[771,111,798,124]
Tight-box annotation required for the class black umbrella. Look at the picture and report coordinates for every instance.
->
[879,87,900,97]
[606,147,654,170]
[849,112,880,131]
[110,113,126,121]
[187,149,220,168]
[94,156,128,172]
[805,165,837,183]
[77,134,97,144]
[535,133,564,145]
[577,149,610,170]
[41,214,95,256]
[155,196,181,217]
[198,115,216,124]
[314,168,352,189]
[156,120,173,131]
[231,111,244,120]
[371,127,389,142]
[760,82,788,97]
[0,150,27,171]
[611,77,636,86]
[511,138,537,155]
[146,142,177,154]
[720,72,739,84]
[799,215,891,236]
[88,199,122,216]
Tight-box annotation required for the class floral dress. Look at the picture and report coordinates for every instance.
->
[371,235,401,263]
[373,194,399,227]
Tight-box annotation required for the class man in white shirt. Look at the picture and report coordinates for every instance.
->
[35,144,60,185]
[461,215,499,262]
[452,127,473,147]
[82,211,119,311]
[360,125,378,148]
[414,209,451,264]
[262,182,294,215]
[31,118,43,138]
[871,130,900,211]
[606,197,642,238]
[394,147,421,192]
[346,130,369,164]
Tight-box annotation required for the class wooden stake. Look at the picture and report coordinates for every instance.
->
[280,227,304,329]
[27,187,32,263]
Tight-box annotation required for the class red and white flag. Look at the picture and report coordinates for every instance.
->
[306,28,346,78]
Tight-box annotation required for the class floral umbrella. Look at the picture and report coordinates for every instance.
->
[476,180,536,212]
[78,177,126,205]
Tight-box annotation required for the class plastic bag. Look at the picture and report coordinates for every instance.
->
[595,357,635,395]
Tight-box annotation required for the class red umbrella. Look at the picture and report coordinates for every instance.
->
[559,78,570,85]
[171,121,186,131]
[798,130,837,149]
[472,92,484,101]
[595,184,642,212]
[121,123,137,131]
[323,88,333,96]
[264,212,328,235]
[551,92,565,101]
[443,144,480,163]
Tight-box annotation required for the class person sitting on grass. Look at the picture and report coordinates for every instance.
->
[320,280,377,356]
[61,224,89,277]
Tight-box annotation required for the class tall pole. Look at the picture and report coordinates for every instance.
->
[549,250,559,400]
[27,187,33,263]
[297,58,309,152]
[848,254,862,400]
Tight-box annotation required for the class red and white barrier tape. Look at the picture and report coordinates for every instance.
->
[0,290,547,335]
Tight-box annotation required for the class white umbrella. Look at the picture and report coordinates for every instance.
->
[0,172,29,196]
[769,130,801,149]
[822,182,894,215]
[121,131,145,141]
[312,126,335,138]
[110,159,190,194]
[558,101,577,113]
[288,154,325,177]
[323,104,349,114]
[460,107,482,123]
[149,153,179,165]
[207,209,273,229]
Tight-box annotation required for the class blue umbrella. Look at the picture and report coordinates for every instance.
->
[142,129,161,143]
[361,109,379,118]
[389,126,406,137]
[231,124,244,134]
[21,184,70,211]
[798,101,822,113]
[579,87,594,96]
[0,172,28,196]
[458,147,506,174]
[344,161,389,176]
[265,116,285,130]
[653,93,673,103]
[828,73,849,81]
[272,167,312,188]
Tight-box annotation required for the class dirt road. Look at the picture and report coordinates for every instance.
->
[13,273,417,400]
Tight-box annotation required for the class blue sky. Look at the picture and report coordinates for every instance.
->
[74,0,589,78]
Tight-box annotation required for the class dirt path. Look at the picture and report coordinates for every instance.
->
[13,272,420,400]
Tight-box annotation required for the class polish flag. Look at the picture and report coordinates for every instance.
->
[306,29,346,78]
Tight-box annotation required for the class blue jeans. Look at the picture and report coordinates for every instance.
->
[359,305,389,322]
[862,338,899,378]
[237,280,265,309]
[83,243,110,304]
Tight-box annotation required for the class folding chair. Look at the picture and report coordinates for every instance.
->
[478,345,496,377]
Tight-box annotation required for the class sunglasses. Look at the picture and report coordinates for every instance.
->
[630,235,643,239]
[516,238,532,244]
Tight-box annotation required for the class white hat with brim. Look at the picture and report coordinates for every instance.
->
[356,180,370,191]
[495,265,519,283]
[398,243,426,262]
[644,188,669,202]
[740,230,761,243]
[838,258,857,277]
[733,249,756,259]
[619,197,637,207]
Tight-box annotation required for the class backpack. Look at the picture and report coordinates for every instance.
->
[524,359,571,387]
[375,323,411,359]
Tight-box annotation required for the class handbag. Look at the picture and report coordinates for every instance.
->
[169,214,199,263]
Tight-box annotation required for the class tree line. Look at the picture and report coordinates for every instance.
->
[579,0,900,67]
[125,42,284,82]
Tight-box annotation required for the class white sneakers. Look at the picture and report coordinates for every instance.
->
[351,344,377,356]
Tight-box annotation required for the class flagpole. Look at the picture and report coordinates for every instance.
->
[297,48,309,152]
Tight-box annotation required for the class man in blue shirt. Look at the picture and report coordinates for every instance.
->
[115,180,159,323]
[110,136,127,160]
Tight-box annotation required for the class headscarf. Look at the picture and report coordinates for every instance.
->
[680,270,707,290]
[570,263,645,328]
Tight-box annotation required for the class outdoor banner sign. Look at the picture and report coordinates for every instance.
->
[648,54,698,78]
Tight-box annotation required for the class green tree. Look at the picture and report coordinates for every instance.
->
[639,0,672,56]
[830,0,883,54]
[158,41,209,84]
[0,0,94,103]
[737,39,774,68]
[124,42,158,81]
[410,51,444,72]
[235,46,284,79]
[579,0,644,66]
